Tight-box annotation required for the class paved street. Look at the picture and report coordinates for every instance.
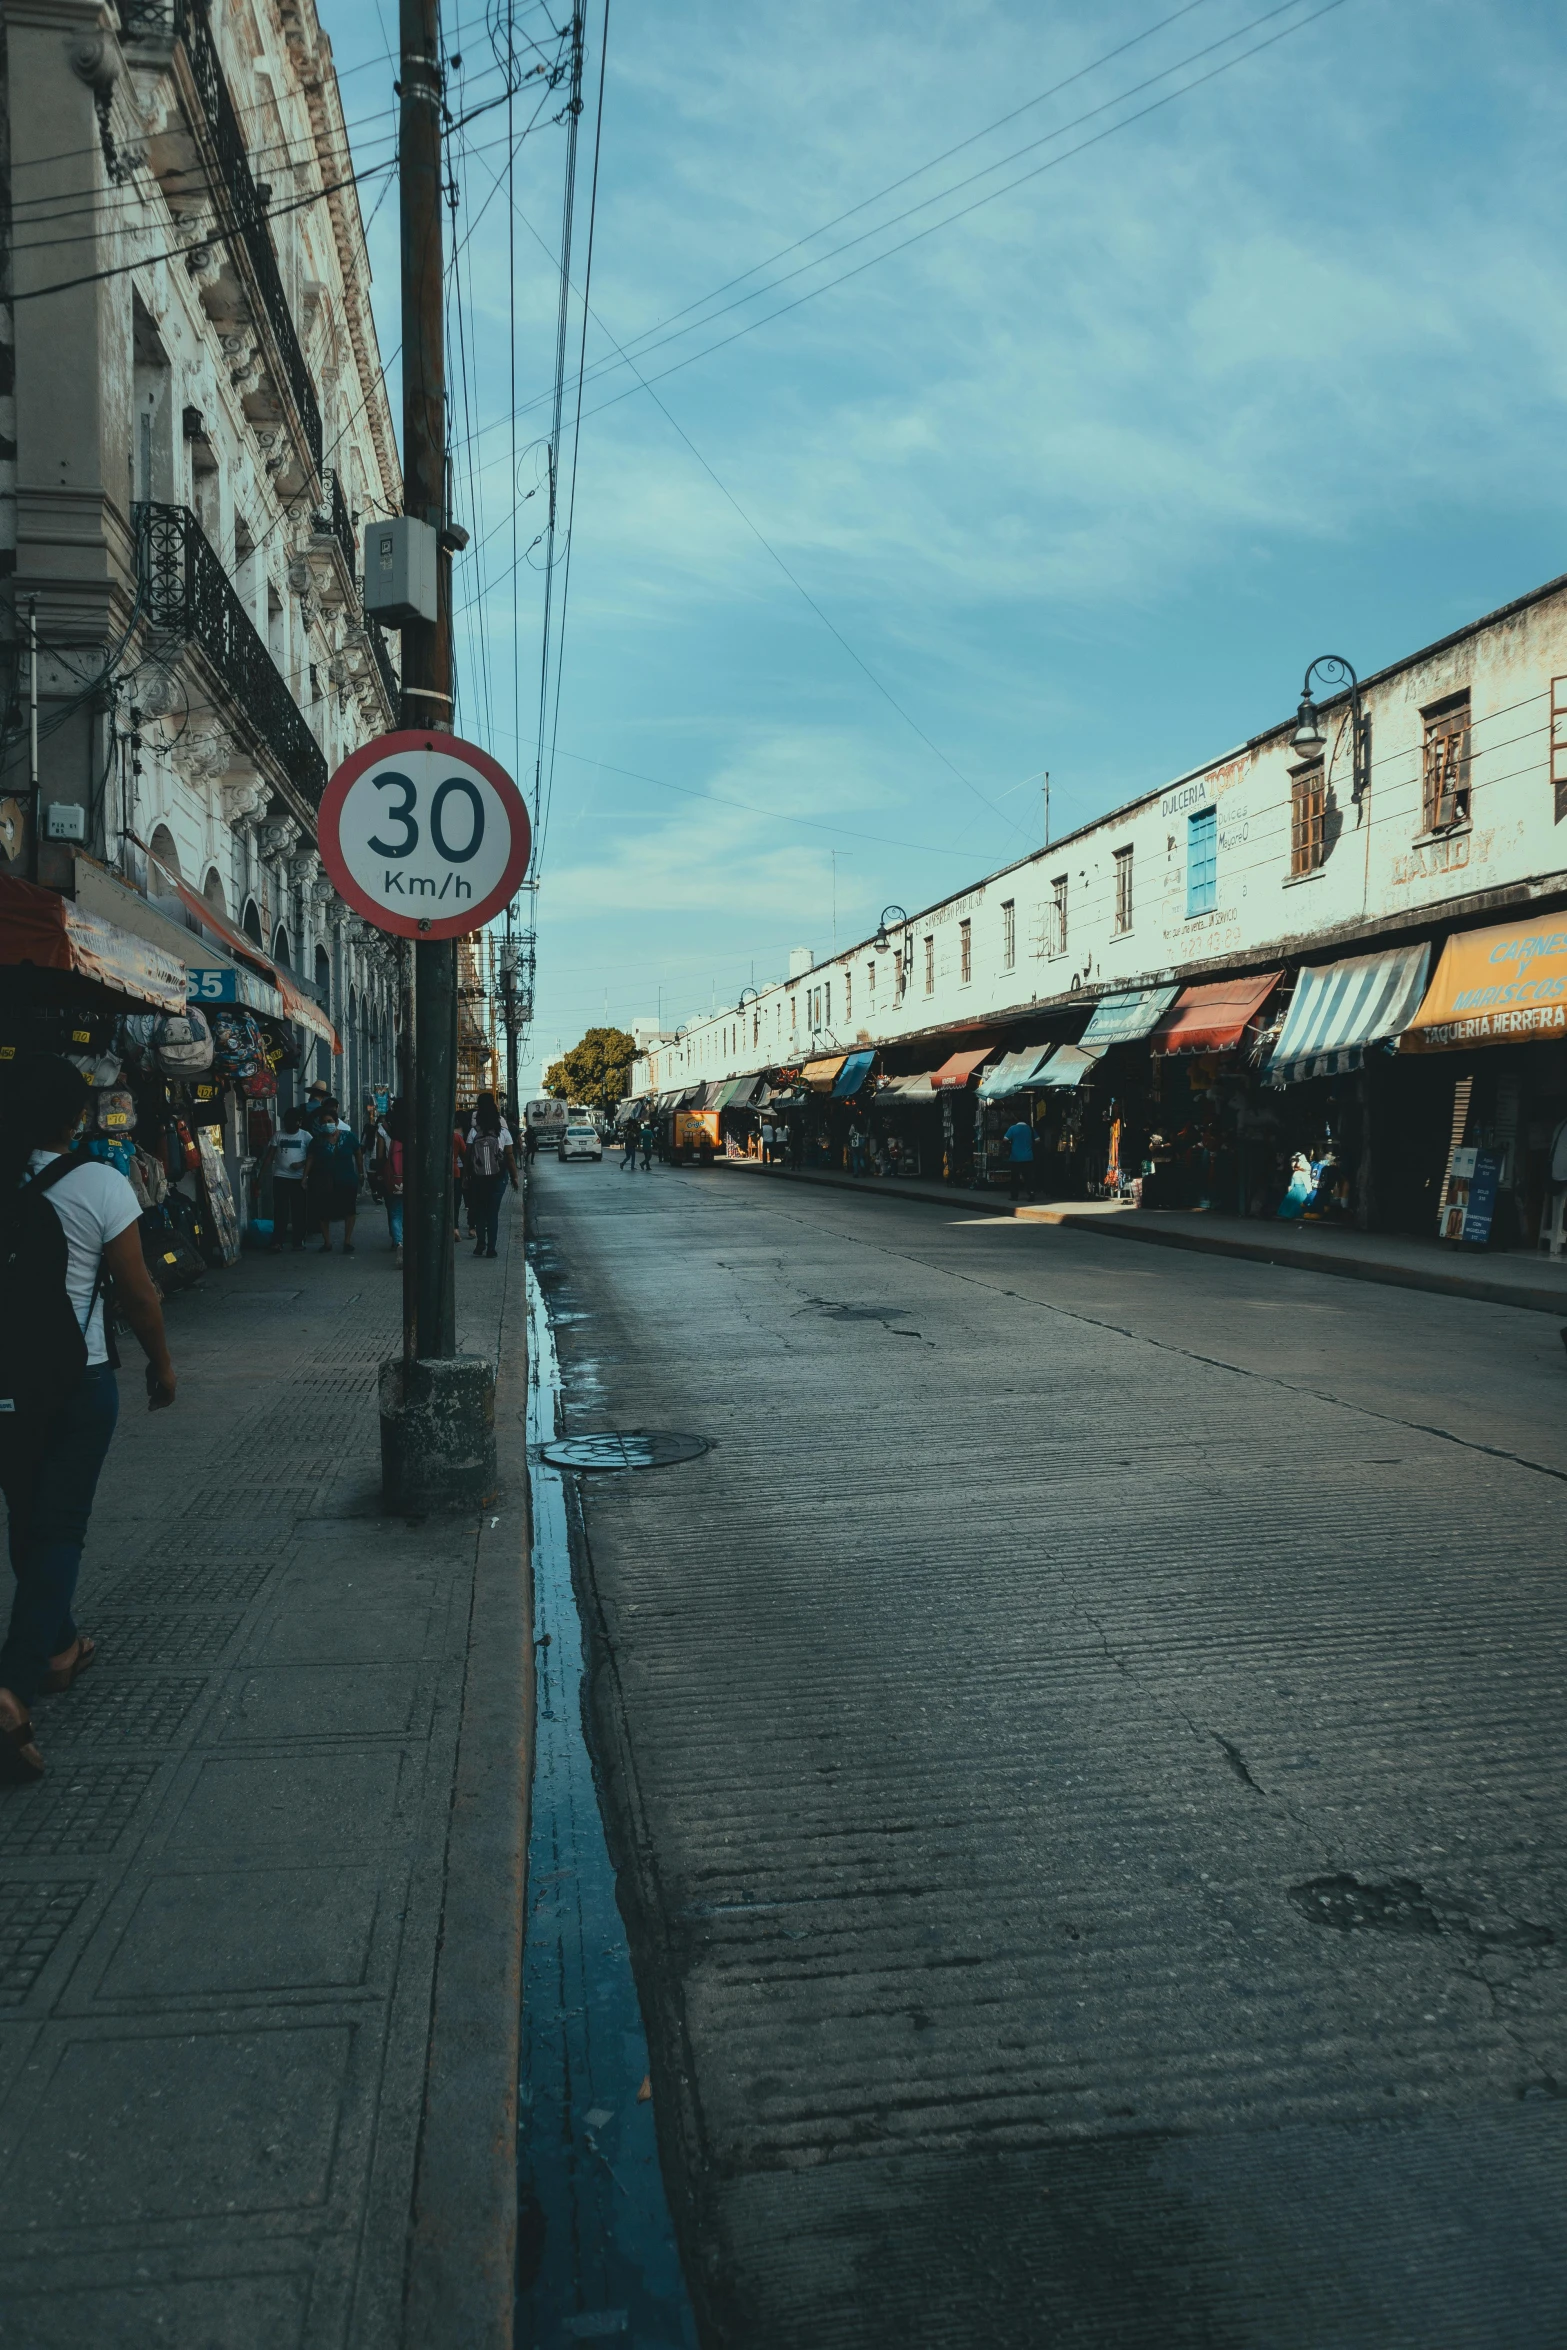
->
[533,1153,1567,2349]
[0,1208,529,2350]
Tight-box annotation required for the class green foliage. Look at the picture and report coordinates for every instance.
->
[543,1026,637,1112]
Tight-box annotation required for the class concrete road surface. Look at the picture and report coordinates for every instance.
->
[531,1153,1567,2350]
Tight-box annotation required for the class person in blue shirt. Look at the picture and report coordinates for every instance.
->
[1003,1111,1036,1201]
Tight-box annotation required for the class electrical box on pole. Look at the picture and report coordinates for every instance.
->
[362,516,440,627]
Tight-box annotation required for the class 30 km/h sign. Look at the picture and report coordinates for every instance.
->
[318,730,531,940]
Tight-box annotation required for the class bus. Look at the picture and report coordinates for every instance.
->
[524,1097,569,1151]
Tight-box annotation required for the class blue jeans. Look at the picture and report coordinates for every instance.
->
[385,1193,404,1246]
[0,1364,120,1704]
[470,1171,507,1253]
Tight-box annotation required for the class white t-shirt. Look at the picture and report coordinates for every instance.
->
[271,1129,311,1181]
[28,1150,142,1367]
[467,1120,514,1149]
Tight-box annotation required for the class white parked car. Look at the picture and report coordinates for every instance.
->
[559,1123,603,1162]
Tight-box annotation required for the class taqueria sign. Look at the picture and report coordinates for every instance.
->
[1400,918,1567,1051]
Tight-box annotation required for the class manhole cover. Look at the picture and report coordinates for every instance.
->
[541,1431,709,1473]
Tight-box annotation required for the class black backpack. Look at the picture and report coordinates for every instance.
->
[0,1151,102,1448]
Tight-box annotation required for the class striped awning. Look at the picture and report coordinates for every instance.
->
[1266,944,1432,1084]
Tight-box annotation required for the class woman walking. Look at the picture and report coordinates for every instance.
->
[0,1054,177,1785]
[465,1091,518,1259]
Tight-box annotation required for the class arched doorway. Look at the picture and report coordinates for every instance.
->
[202,867,226,920]
[272,923,292,969]
[241,897,263,947]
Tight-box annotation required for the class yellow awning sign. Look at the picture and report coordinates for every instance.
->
[1401,918,1567,1052]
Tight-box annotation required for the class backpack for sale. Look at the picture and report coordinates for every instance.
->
[0,1152,99,1449]
[469,1130,504,1179]
[139,1207,206,1295]
[152,1007,214,1077]
[208,1008,266,1078]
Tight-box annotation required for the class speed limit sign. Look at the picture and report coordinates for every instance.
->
[318,730,531,940]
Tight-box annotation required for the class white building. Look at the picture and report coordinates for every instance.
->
[1,0,402,1103]
[636,574,1567,1096]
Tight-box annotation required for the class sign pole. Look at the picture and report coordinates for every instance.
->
[399,0,456,1364]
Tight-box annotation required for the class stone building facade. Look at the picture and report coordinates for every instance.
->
[0,0,401,1101]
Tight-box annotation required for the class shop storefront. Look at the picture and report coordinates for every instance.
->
[1397,916,1567,1250]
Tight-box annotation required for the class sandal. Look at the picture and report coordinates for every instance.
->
[42,1636,95,1695]
[0,1712,43,1787]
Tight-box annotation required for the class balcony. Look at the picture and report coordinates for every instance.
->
[134,501,330,807]
[127,0,322,481]
[314,470,357,579]
[367,621,400,715]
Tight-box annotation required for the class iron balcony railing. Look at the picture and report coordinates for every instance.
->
[367,620,400,714]
[125,0,323,478]
[319,469,357,577]
[134,501,329,806]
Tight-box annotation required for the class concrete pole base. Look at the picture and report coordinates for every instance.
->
[380,1354,498,1512]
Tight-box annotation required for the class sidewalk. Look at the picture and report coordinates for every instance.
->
[0,1199,530,2350]
[713,1157,1567,1317]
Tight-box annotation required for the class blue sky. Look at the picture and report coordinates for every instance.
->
[320,0,1567,1087]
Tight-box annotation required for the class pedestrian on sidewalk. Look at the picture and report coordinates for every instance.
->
[0,1053,177,1787]
[376,1099,406,1259]
[1004,1112,1036,1202]
[639,1117,655,1172]
[306,1097,362,1253]
[466,1092,517,1259]
[848,1119,868,1177]
[265,1107,311,1250]
[452,1114,470,1241]
[621,1120,637,1171]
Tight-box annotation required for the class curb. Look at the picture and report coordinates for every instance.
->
[711,1159,1567,1320]
[402,1194,533,2349]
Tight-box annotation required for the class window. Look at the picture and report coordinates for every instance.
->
[1290,764,1325,875]
[1422,690,1471,830]
[959,918,972,984]
[893,951,905,1004]
[923,934,935,996]
[1113,845,1134,934]
[1051,876,1068,957]
[867,959,876,1003]
[1187,806,1217,916]
[824,981,831,1029]
[1001,899,1015,971]
[844,968,852,1021]
[790,994,797,1034]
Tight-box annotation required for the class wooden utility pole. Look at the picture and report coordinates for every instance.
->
[399,0,457,1359]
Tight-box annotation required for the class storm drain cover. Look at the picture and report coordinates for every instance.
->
[542,1431,709,1474]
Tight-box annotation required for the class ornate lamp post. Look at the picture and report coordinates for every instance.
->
[1293,655,1370,806]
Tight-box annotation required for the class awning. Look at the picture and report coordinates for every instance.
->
[133,834,339,1052]
[1152,970,1283,1056]
[931,1047,991,1090]
[713,1075,765,1110]
[0,874,187,1010]
[877,1072,937,1101]
[1401,918,1567,1053]
[1034,1043,1105,1089]
[832,1049,876,1097]
[977,1045,1052,1099]
[802,1055,845,1090]
[1079,985,1179,1049]
[1266,943,1432,1085]
[697,1080,729,1109]
[72,858,282,1017]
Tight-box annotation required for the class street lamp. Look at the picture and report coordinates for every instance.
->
[873,903,907,953]
[1294,654,1370,805]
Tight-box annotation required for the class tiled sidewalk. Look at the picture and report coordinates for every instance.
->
[0,1202,530,2350]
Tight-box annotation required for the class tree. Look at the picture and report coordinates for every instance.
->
[543,1026,637,1113]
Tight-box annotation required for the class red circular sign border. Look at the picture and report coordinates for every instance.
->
[318,728,532,940]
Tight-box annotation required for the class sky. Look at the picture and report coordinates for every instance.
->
[318,0,1567,1090]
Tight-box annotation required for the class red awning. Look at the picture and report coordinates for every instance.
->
[931,1047,992,1090]
[0,873,186,1010]
[133,835,339,1053]
[1152,970,1283,1056]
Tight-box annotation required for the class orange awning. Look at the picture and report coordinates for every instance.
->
[931,1047,992,1089]
[0,873,186,1010]
[801,1055,845,1090]
[134,834,339,1052]
[1401,917,1567,1052]
[1152,971,1282,1056]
